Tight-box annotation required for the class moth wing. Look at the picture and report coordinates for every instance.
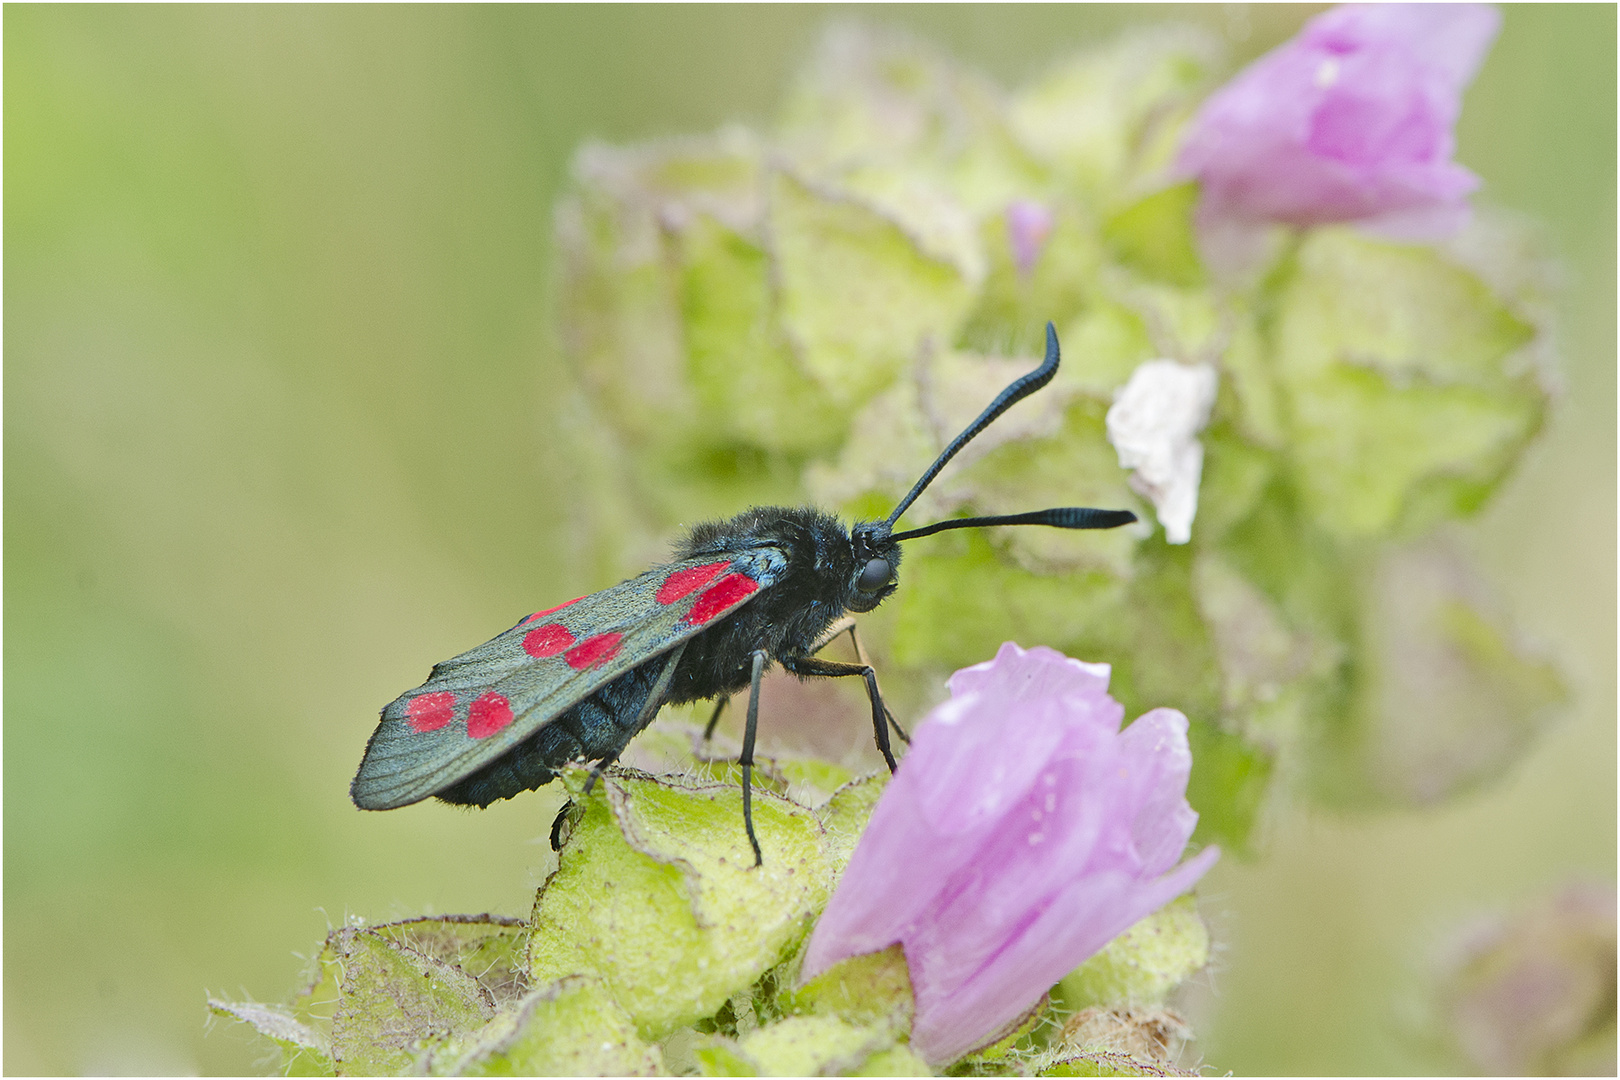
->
[351,547,787,809]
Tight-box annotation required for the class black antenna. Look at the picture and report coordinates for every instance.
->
[875,322,1137,544]
[886,322,1066,528]
[890,506,1136,543]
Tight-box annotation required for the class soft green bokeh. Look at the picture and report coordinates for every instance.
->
[7,5,1613,1076]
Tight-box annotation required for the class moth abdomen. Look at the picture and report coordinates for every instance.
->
[435,660,666,808]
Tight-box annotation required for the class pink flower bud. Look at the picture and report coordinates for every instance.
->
[801,643,1219,1065]
[1005,199,1055,276]
[1178,4,1500,233]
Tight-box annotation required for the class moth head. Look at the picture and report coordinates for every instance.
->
[847,521,900,612]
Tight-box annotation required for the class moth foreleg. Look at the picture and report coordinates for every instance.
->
[807,618,910,746]
[809,615,859,653]
[780,654,899,774]
[740,649,768,867]
[843,622,909,745]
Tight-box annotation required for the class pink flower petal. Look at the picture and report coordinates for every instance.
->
[1177,3,1499,232]
[801,642,1219,1066]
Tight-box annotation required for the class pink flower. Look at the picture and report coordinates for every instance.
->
[1177,4,1500,234]
[801,643,1219,1066]
[1005,200,1054,275]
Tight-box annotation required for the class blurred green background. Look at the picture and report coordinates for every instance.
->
[5,5,1612,1074]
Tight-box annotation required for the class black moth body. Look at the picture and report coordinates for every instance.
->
[433,505,890,811]
[351,324,1137,863]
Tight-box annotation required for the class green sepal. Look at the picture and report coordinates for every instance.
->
[851,1045,937,1076]
[693,1036,764,1076]
[769,170,976,408]
[1056,896,1210,1012]
[528,767,832,1041]
[1053,301,1157,397]
[957,208,1103,357]
[739,1014,915,1077]
[213,915,535,1075]
[325,924,498,1074]
[1268,229,1545,539]
[1193,423,1274,545]
[369,915,530,1008]
[783,944,914,1033]
[943,396,1144,579]
[1009,28,1221,199]
[206,998,333,1077]
[777,25,1041,221]
[436,975,662,1077]
[677,211,849,456]
[817,772,890,876]
[686,944,928,1076]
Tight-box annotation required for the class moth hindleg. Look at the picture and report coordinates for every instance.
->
[582,642,687,795]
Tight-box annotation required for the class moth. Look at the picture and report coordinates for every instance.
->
[351,323,1136,863]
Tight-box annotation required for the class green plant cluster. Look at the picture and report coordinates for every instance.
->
[557,24,1563,851]
[214,20,1567,1076]
[213,761,1212,1076]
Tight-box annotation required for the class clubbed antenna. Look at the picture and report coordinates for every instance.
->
[881,323,1137,543]
[890,506,1136,543]
[885,322,1066,528]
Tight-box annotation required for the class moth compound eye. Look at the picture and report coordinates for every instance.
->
[856,557,892,593]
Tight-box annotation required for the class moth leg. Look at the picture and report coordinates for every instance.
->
[842,622,909,745]
[780,655,898,774]
[583,760,611,795]
[809,615,858,653]
[740,649,768,867]
[703,696,728,741]
[549,801,574,852]
[807,619,910,745]
[582,642,687,796]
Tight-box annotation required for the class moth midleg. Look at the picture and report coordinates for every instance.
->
[739,649,768,867]
[706,616,860,743]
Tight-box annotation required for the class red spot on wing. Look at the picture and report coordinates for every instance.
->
[683,573,760,626]
[406,691,457,733]
[468,692,514,738]
[523,623,575,657]
[656,561,730,605]
[524,597,583,624]
[565,632,623,670]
